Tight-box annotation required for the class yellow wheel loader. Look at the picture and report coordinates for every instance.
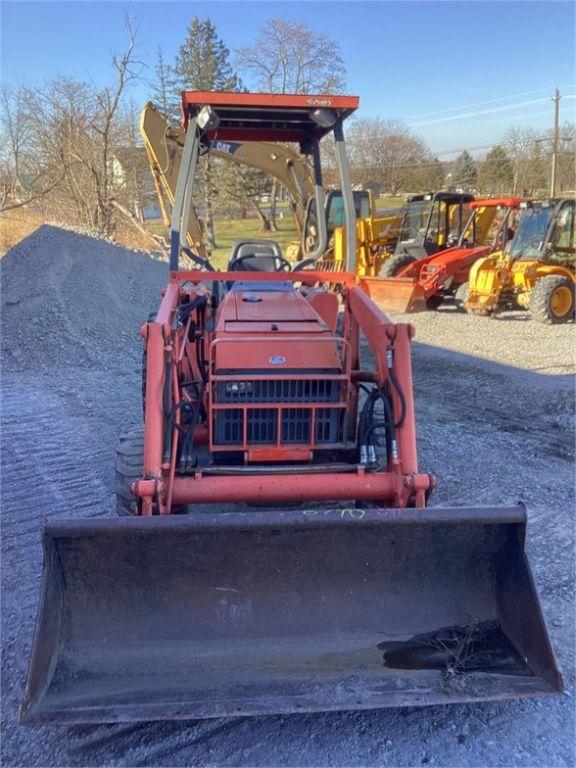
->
[466,198,575,324]
[317,190,402,277]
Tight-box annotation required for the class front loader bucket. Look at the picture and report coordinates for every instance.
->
[360,277,427,312]
[21,505,562,724]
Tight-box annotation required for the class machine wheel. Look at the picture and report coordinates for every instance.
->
[116,427,146,516]
[455,281,470,310]
[380,254,417,278]
[529,276,575,324]
[425,294,444,310]
[116,426,188,516]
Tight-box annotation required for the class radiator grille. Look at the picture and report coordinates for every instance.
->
[212,378,344,448]
[217,379,340,403]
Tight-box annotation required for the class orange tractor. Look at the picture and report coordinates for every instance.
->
[21,92,562,724]
[362,198,525,312]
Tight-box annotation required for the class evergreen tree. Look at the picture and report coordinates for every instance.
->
[478,145,513,195]
[172,17,240,94]
[451,150,478,191]
[171,17,241,248]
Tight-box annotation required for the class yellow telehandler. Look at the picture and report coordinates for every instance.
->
[466,197,575,323]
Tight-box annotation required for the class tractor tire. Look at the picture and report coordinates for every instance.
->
[116,426,145,517]
[529,275,575,325]
[115,426,188,516]
[425,294,444,310]
[380,253,418,278]
[466,307,494,317]
[455,281,470,310]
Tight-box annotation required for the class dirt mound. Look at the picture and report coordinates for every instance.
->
[1,225,166,372]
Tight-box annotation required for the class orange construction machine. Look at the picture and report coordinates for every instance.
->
[21,92,562,724]
[361,198,525,312]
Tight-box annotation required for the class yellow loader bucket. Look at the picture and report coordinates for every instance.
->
[21,505,562,724]
[360,277,428,312]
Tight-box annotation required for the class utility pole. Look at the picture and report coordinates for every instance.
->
[550,88,560,197]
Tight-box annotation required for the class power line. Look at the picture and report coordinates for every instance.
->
[410,98,551,127]
[407,88,560,119]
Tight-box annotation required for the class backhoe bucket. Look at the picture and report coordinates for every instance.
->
[21,505,562,723]
[360,277,427,312]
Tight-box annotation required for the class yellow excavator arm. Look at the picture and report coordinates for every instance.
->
[140,102,315,257]
[141,102,405,274]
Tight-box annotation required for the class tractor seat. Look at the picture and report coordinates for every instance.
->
[227,239,286,273]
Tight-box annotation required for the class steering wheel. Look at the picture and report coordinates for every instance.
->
[228,254,292,273]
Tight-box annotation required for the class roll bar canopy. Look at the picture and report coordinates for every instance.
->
[171,91,360,273]
[181,91,359,141]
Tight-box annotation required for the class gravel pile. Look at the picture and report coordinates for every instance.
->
[1,225,166,372]
[0,228,574,767]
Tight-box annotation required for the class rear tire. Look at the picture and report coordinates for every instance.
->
[116,427,145,517]
[380,254,418,278]
[529,275,575,325]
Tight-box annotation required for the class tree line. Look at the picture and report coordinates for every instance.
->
[1,15,574,248]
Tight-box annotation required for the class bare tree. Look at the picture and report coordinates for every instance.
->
[557,123,575,192]
[0,20,167,249]
[0,83,68,211]
[90,18,144,235]
[236,18,345,94]
[236,18,346,229]
[151,46,176,119]
[348,119,435,195]
[504,127,547,195]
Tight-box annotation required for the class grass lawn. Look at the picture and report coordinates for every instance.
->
[375,196,406,213]
[210,216,298,268]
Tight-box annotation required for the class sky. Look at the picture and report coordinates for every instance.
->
[1,1,575,158]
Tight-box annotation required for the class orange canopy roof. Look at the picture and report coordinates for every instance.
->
[181,91,359,141]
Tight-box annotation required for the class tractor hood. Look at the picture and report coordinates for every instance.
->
[213,281,342,372]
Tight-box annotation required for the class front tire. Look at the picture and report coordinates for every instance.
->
[116,427,145,516]
[425,294,444,310]
[529,275,575,324]
[115,426,188,516]
[380,253,418,278]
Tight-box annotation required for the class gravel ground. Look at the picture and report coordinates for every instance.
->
[1,227,574,767]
